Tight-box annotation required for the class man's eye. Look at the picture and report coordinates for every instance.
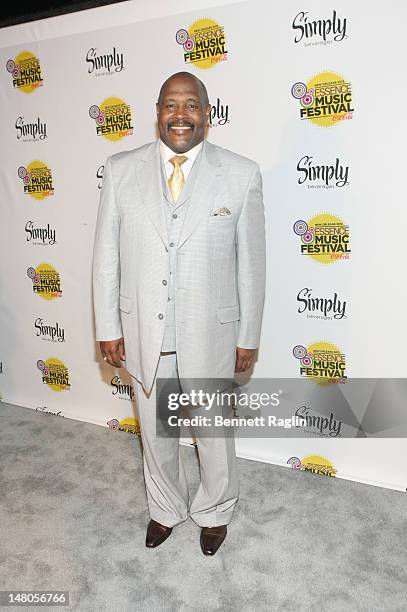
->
[166,104,176,109]
[188,104,198,109]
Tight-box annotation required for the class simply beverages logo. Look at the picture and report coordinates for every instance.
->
[89,97,133,141]
[297,288,347,320]
[293,342,347,384]
[209,98,229,127]
[35,318,65,343]
[6,52,43,92]
[175,18,228,69]
[107,417,140,436]
[293,214,351,263]
[25,221,56,246]
[36,358,70,391]
[111,375,135,401]
[15,117,47,141]
[35,405,64,417]
[27,264,62,300]
[18,162,54,199]
[294,406,343,438]
[287,455,337,477]
[297,155,349,189]
[291,71,354,126]
[86,46,125,76]
[292,10,348,46]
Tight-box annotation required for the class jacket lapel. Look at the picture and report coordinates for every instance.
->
[178,140,223,248]
[135,140,169,248]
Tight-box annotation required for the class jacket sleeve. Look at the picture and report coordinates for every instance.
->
[236,163,266,349]
[92,156,123,341]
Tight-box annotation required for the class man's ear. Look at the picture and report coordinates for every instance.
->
[156,102,160,117]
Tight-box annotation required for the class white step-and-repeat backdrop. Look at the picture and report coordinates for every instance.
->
[1,0,406,491]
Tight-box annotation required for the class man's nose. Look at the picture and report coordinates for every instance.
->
[174,106,187,120]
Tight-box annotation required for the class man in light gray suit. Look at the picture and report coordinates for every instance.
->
[93,72,266,555]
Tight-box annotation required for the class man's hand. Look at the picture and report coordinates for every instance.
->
[235,347,256,373]
[100,338,125,368]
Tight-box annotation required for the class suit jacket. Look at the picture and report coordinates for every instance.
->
[92,139,266,394]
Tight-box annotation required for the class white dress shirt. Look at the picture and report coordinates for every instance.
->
[159,139,203,181]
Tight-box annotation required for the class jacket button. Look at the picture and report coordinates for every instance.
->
[162,280,167,286]
[158,313,164,320]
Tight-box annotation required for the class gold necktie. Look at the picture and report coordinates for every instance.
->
[168,155,188,203]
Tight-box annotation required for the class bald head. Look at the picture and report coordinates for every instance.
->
[156,71,211,153]
[157,72,209,107]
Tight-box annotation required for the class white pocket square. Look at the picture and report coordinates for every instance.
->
[210,207,231,217]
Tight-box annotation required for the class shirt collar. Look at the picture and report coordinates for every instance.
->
[159,139,204,165]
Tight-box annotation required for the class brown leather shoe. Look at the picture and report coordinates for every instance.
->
[145,519,172,548]
[200,525,227,556]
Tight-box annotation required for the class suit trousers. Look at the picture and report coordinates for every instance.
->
[133,352,239,528]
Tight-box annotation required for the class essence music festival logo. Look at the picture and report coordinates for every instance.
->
[297,155,349,189]
[35,318,65,343]
[96,164,104,189]
[287,455,337,477]
[25,221,56,246]
[89,97,133,141]
[209,98,229,127]
[293,341,347,384]
[86,46,124,76]
[107,417,140,436]
[291,71,354,127]
[293,214,351,264]
[297,288,347,321]
[36,358,70,392]
[18,162,54,200]
[15,117,47,141]
[295,405,343,438]
[292,10,348,46]
[27,264,62,300]
[175,18,228,69]
[111,376,135,401]
[6,52,43,92]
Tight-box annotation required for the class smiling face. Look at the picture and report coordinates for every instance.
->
[156,73,210,153]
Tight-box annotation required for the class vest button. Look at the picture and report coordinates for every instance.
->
[162,280,167,286]
[172,213,178,219]
[158,313,164,320]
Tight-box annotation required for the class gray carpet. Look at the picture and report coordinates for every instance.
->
[0,401,406,612]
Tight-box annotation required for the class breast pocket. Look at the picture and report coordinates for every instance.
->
[208,214,235,224]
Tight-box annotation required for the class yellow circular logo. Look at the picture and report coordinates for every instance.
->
[288,455,336,476]
[119,417,140,435]
[89,97,133,141]
[292,71,354,127]
[176,18,228,69]
[7,51,43,93]
[293,340,347,385]
[301,455,337,476]
[294,212,350,264]
[107,417,140,435]
[27,263,61,300]
[37,357,70,392]
[19,160,54,200]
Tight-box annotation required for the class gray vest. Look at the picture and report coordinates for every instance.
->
[160,151,203,352]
